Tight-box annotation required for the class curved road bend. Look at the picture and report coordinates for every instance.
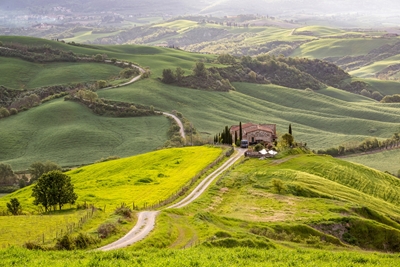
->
[98,148,246,251]
[162,112,186,139]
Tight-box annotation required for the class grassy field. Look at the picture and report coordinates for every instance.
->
[98,79,400,150]
[0,146,222,246]
[1,246,400,266]
[129,150,400,255]
[0,57,122,89]
[343,149,400,174]
[290,38,399,58]
[0,99,170,171]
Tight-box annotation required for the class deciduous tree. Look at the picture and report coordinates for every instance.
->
[7,198,22,215]
[0,163,16,186]
[32,171,77,212]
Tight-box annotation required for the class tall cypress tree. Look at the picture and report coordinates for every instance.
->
[234,131,238,145]
[239,122,243,141]
[289,124,292,135]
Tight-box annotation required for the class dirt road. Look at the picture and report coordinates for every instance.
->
[97,148,245,251]
[162,112,186,139]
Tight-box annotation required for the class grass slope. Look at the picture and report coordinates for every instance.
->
[134,151,400,254]
[291,38,399,58]
[0,146,222,246]
[0,57,122,89]
[343,149,400,174]
[0,99,169,170]
[99,79,400,150]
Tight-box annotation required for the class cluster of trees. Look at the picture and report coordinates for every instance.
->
[161,62,234,92]
[0,43,80,63]
[215,126,234,145]
[65,90,158,117]
[0,83,92,119]
[381,94,400,103]
[317,133,400,156]
[161,54,359,93]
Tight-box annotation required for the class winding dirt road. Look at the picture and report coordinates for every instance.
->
[97,148,245,251]
[162,112,186,139]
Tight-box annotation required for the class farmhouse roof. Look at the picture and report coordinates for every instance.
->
[230,123,277,136]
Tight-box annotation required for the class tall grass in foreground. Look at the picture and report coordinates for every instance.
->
[0,246,399,266]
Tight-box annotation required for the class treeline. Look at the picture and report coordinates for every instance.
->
[0,160,62,194]
[65,90,158,118]
[316,133,400,156]
[161,54,361,93]
[0,43,80,63]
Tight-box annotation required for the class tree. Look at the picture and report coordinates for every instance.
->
[193,62,208,78]
[0,163,16,186]
[281,133,294,148]
[7,198,22,215]
[162,68,176,84]
[289,124,292,135]
[175,67,185,82]
[239,121,243,141]
[32,171,77,212]
[29,161,61,184]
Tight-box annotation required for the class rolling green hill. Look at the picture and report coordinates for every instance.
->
[134,151,400,254]
[0,146,222,247]
[98,79,400,150]
[0,57,122,89]
[0,99,169,170]
[0,36,399,171]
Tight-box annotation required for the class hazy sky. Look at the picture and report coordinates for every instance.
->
[1,0,399,17]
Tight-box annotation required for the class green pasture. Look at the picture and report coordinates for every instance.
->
[353,78,400,96]
[63,30,123,43]
[0,57,122,89]
[153,19,199,33]
[350,54,400,78]
[183,153,400,225]
[0,99,170,171]
[291,38,398,58]
[0,210,90,247]
[343,149,400,174]
[1,147,223,208]
[98,79,400,150]
[294,25,345,36]
[1,246,399,266]
[0,146,222,246]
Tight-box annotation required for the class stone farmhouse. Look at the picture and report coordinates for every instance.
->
[230,123,277,144]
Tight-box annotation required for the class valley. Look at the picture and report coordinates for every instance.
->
[0,1,400,265]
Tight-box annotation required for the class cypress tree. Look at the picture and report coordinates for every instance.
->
[234,131,238,145]
[289,124,292,135]
[239,122,243,141]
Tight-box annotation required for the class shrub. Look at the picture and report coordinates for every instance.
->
[254,143,265,152]
[55,234,75,250]
[97,223,117,238]
[114,203,133,219]
[271,178,285,193]
[0,107,10,118]
[9,108,18,115]
[74,233,99,249]
[24,242,48,251]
